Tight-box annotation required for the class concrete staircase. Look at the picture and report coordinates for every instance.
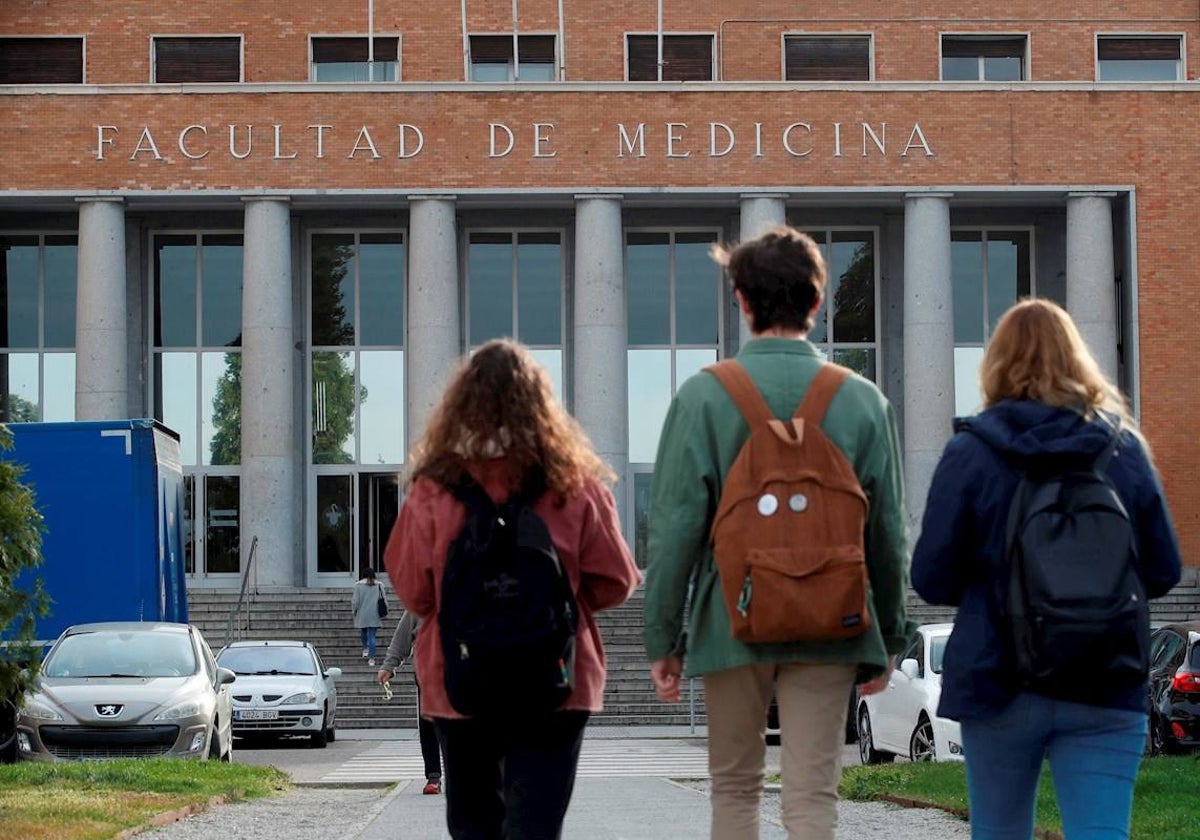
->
[187,587,703,731]
[189,576,1200,732]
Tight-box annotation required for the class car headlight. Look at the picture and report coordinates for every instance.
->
[22,698,63,721]
[281,692,317,705]
[154,701,203,721]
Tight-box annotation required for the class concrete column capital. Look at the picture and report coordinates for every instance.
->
[903,192,954,201]
[240,195,292,205]
[407,194,458,202]
[573,193,623,202]
[74,196,125,206]
[1066,191,1119,200]
[738,193,789,201]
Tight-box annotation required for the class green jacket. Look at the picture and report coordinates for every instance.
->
[642,338,914,681]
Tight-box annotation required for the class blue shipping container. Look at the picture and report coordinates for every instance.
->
[3,420,187,645]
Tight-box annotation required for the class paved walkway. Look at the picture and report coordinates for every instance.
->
[139,729,971,840]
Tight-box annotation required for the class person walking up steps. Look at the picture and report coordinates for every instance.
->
[351,567,385,667]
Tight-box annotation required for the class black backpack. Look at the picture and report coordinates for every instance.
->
[438,470,578,717]
[1001,432,1149,701]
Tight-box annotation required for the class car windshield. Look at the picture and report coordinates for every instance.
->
[218,646,316,676]
[929,635,948,674]
[42,630,197,678]
[1189,640,1200,671]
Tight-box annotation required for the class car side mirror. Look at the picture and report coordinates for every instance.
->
[900,658,920,680]
[325,667,342,681]
[216,667,237,686]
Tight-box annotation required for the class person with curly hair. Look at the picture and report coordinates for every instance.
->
[385,338,640,840]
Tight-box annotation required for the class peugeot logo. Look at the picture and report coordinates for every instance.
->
[95,704,123,717]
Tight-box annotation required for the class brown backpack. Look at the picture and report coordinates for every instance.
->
[707,360,871,643]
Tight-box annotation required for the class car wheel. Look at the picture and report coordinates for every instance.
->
[326,708,336,744]
[310,705,328,749]
[909,715,936,762]
[207,723,222,760]
[857,706,893,765]
[221,726,234,762]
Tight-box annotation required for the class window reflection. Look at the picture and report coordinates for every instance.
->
[201,236,243,348]
[1,239,38,349]
[674,234,720,345]
[43,238,77,349]
[317,474,353,573]
[312,351,357,464]
[203,351,241,466]
[358,235,404,346]
[469,234,514,345]
[156,352,198,465]
[0,352,39,422]
[626,232,670,345]
[42,354,75,422]
[627,349,672,463]
[205,476,240,574]
[528,348,564,403]
[155,236,197,347]
[359,350,404,465]
[517,234,562,346]
[633,471,654,568]
[311,234,356,347]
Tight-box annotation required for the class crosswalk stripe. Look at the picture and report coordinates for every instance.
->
[321,741,711,783]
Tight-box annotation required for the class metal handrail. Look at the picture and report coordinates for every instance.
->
[224,536,259,647]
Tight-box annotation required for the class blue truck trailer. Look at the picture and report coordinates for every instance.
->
[3,419,187,645]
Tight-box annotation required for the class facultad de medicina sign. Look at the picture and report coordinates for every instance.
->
[91,120,936,162]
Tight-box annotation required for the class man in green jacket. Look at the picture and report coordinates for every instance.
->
[643,225,913,840]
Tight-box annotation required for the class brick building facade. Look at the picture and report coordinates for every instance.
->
[2,2,1197,588]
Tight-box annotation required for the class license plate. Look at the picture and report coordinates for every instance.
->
[235,710,278,721]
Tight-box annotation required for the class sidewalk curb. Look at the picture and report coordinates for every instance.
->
[877,794,1063,840]
[112,794,229,840]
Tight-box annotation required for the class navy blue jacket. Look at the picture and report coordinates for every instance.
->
[911,400,1182,720]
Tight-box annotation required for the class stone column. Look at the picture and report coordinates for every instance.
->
[75,198,128,419]
[406,196,460,452]
[737,194,787,349]
[902,193,955,529]
[240,197,295,588]
[573,195,626,476]
[1066,192,1119,380]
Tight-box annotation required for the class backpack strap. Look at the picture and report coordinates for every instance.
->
[705,360,774,429]
[447,469,496,515]
[795,364,851,425]
[1092,430,1121,475]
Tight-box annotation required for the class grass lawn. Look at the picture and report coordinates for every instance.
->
[839,754,1200,840]
[0,759,290,840]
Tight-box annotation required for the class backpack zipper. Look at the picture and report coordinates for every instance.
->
[737,574,752,618]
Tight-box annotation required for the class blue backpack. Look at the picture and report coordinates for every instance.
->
[437,471,577,717]
[998,432,1149,701]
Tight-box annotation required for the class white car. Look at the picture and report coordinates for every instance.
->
[216,641,340,748]
[856,622,963,763]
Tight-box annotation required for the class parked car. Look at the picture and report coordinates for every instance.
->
[856,622,963,763]
[1147,621,1200,755]
[216,640,340,748]
[15,622,235,761]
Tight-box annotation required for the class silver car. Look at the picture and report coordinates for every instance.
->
[216,640,340,748]
[16,622,235,761]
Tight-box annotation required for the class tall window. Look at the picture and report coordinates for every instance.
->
[952,230,1034,416]
[311,36,399,81]
[466,231,564,397]
[807,230,879,381]
[784,35,872,81]
[309,232,405,579]
[0,235,76,422]
[152,233,243,576]
[152,36,241,83]
[0,37,84,84]
[1097,35,1183,81]
[626,34,714,81]
[941,35,1027,81]
[469,35,556,81]
[626,230,722,565]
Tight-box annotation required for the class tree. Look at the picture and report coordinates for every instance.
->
[0,423,48,762]
[0,394,40,424]
[209,352,242,466]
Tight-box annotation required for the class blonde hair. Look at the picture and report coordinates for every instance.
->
[407,339,616,495]
[980,298,1141,441]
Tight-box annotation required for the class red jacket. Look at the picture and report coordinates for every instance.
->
[384,458,640,719]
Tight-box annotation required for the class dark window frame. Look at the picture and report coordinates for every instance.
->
[152,35,242,84]
[310,35,401,81]
[468,34,557,81]
[782,33,872,82]
[1096,34,1183,81]
[940,34,1028,81]
[626,33,715,81]
[0,36,85,84]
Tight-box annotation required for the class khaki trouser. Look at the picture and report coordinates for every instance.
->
[704,662,857,840]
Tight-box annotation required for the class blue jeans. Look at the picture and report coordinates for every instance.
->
[961,692,1146,840]
[360,627,377,657]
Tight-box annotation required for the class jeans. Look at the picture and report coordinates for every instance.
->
[360,627,377,658]
[433,710,589,840]
[960,692,1146,840]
